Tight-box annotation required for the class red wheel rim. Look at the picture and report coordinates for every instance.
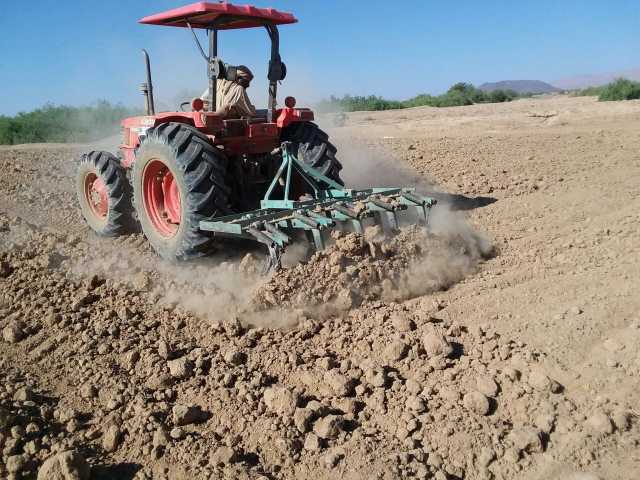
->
[142,159,181,238]
[84,172,108,219]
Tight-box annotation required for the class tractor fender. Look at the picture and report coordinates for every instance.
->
[276,107,314,129]
[119,113,221,168]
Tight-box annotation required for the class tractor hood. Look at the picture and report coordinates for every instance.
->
[139,2,297,30]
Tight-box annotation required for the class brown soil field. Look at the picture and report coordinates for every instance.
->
[1,94,639,480]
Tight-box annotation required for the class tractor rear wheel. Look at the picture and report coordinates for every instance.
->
[76,150,136,236]
[132,122,230,260]
[282,121,344,186]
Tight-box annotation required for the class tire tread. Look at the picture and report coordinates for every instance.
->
[134,122,230,260]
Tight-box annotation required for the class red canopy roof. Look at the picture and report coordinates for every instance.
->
[139,2,297,30]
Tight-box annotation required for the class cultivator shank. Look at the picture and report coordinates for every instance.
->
[199,143,437,270]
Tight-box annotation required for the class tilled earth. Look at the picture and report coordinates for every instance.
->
[1,95,639,480]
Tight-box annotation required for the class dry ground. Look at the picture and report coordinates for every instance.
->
[0,95,639,479]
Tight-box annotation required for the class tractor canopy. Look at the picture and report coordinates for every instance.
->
[139,2,297,30]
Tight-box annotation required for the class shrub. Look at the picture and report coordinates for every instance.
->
[316,95,403,113]
[572,85,604,97]
[402,94,438,108]
[597,78,640,101]
[486,89,518,103]
[573,78,640,101]
[0,101,137,145]
[318,82,523,113]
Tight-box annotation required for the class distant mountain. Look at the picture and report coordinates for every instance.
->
[553,68,640,90]
[478,80,560,94]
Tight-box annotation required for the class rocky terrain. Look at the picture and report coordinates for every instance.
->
[1,95,639,479]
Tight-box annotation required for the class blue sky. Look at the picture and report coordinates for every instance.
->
[0,0,638,115]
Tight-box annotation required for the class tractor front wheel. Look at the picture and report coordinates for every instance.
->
[76,151,136,236]
[132,122,230,260]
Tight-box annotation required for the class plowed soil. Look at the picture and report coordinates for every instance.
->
[1,95,639,480]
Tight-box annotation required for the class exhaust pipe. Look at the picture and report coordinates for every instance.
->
[141,49,155,115]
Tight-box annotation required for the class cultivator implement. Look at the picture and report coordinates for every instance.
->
[200,143,437,270]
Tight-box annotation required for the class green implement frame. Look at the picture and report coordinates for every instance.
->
[199,142,437,270]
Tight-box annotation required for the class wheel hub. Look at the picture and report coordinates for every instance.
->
[143,159,181,237]
[84,173,108,219]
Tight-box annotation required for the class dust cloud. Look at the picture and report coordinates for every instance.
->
[334,138,436,191]
[65,235,268,325]
[386,204,493,302]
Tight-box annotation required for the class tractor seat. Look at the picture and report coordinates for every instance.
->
[222,118,247,136]
[249,109,269,123]
[222,109,270,136]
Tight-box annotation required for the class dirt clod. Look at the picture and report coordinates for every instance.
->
[3,323,25,344]
[102,425,122,452]
[383,339,409,362]
[476,376,499,397]
[167,357,193,379]
[172,404,206,426]
[509,427,544,454]
[37,450,90,480]
[586,411,615,436]
[422,326,454,358]
[463,391,491,415]
[313,415,343,440]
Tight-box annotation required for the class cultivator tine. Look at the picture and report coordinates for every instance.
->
[291,214,319,228]
[400,191,426,206]
[306,211,335,227]
[350,221,364,235]
[387,211,399,231]
[330,203,366,234]
[264,244,283,273]
[364,198,401,233]
[332,203,360,219]
[246,227,274,247]
[310,229,325,250]
[246,227,283,272]
[368,198,398,212]
[263,223,290,246]
[284,214,330,250]
[400,192,437,227]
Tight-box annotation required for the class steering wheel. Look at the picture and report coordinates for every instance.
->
[180,98,207,112]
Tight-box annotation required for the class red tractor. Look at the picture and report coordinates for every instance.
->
[77,2,435,267]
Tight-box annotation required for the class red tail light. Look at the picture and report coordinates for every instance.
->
[191,98,204,111]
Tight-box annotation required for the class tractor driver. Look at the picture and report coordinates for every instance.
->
[201,65,256,118]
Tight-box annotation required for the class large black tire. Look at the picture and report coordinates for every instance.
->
[132,122,230,260]
[76,151,136,236]
[282,121,344,186]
